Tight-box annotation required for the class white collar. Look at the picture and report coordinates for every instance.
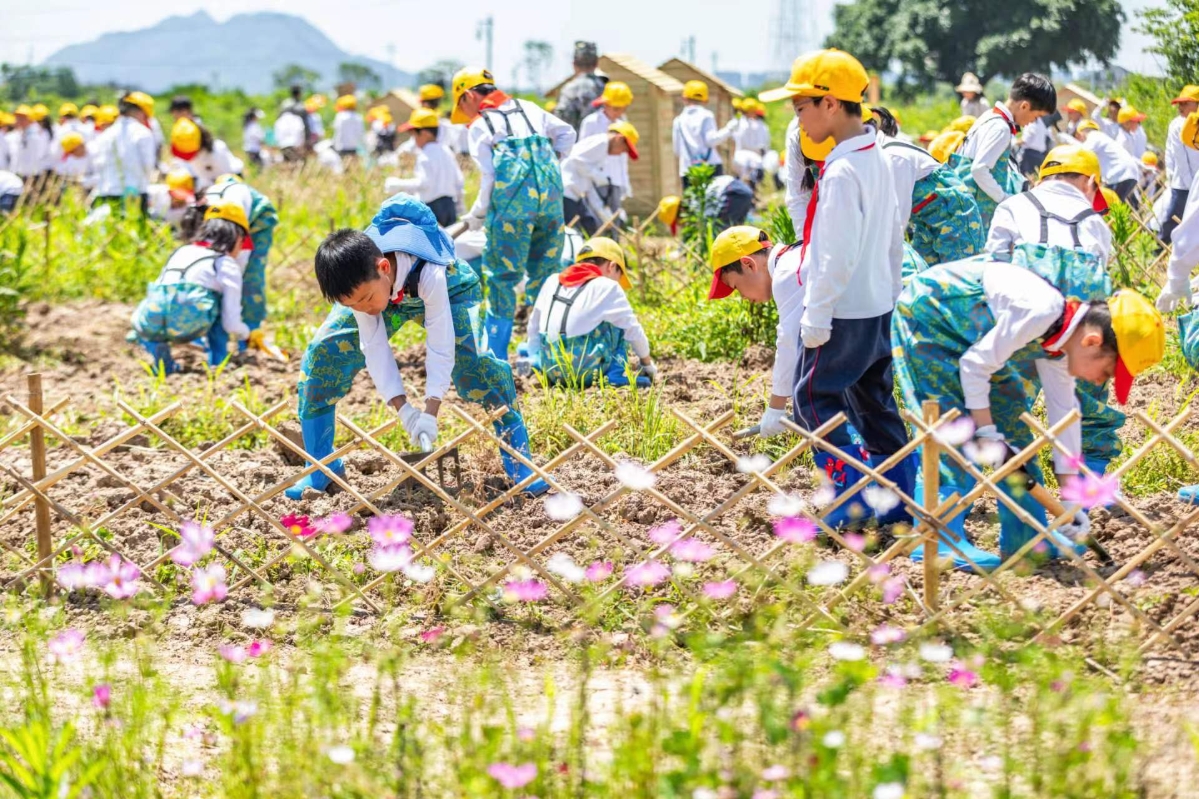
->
[825,131,877,166]
[1046,302,1089,353]
[1036,180,1090,204]
[994,101,1013,124]
[389,250,417,302]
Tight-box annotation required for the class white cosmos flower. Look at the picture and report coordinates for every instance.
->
[919,642,953,663]
[736,454,773,474]
[933,417,976,447]
[828,641,865,661]
[767,493,806,517]
[914,732,943,751]
[402,562,436,583]
[544,492,584,521]
[241,608,275,629]
[327,745,354,764]
[822,730,845,748]
[806,560,849,586]
[546,553,585,583]
[963,439,1008,468]
[873,782,905,799]
[615,461,656,490]
[863,485,901,514]
[810,483,836,507]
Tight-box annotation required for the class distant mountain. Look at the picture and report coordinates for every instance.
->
[43,11,413,95]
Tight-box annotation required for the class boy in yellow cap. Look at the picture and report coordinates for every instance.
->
[1163,86,1199,243]
[560,121,639,236]
[453,67,577,360]
[579,81,635,216]
[672,80,737,185]
[90,92,158,214]
[332,95,364,161]
[730,98,771,189]
[169,118,244,191]
[1075,120,1143,206]
[145,168,196,229]
[522,236,654,387]
[1157,111,1199,317]
[1061,98,1089,139]
[894,249,1163,570]
[1092,97,1123,139]
[9,104,51,184]
[78,104,99,140]
[759,49,912,530]
[55,131,92,181]
[1116,106,1148,159]
[385,108,464,227]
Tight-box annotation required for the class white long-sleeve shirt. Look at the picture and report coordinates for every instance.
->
[55,152,92,179]
[10,124,50,177]
[561,133,611,216]
[879,133,939,228]
[1165,168,1199,294]
[1091,104,1120,139]
[960,263,1082,474]
[172,139,242,191]
[986,181,1112,264]
[388,140,464,204]
[274,113,306,149]
[156,244,249,339]
[672,105,734,175]
[467,98,576,217]
[353,253,455,405]
[782,118,811,234]
[768,243,806,398]
[800,131,904,329]
[733,117,772,153]
[333,111,364,152]
[579,110,631,195]
[243,121,265,154]
[91,116,157,196]
[0,170,22,197]
[527,273,650,364]
[1166,115,1199,191]
[0,132,10,171]
[1079,129,1141,186]
[1021,117,1052,153]
[1117,126,1147,159]
[958,102,1018,203]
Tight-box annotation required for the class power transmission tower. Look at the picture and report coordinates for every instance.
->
[476,16,494,70]
[770,0,807,74]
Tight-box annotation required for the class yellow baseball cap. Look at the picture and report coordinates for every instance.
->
[59,132,84,154]
[307,94,327,109]
[592,80,633,109]
[451,67,495,124]
[95,105,118,126]
[544,99,557,112]
[708,226,771,300]
[418,83,446,102]
[656,195,681,233]
[58,102,79,118]
[165,168,196,202]
[1039,144,1101,182]
[683,80,709,103]
[170,117,202,159]
[1077,120,1100,134]
[1172,85,1199,105]
[0,112,13,127]
[1064,98,1088,115]
[79,103,98,119]
[1183,111,1199,151]
[123,91,154,116]
[335,94,357,111]
[1109,290,1164,404]
[732,97,744,111]
[1142,151,1159,167]
[759,49,867,104]
[929,130,965,163]
[947,115,976,134]
[608,120,639,159]
[29,103,49,122]
[577,237,630,290]
[1099,187,1120,215]
[1117,106,1146,124]
[13,105,31,117]
[399,108,440,131]
[204,199,250,233]
[799,125,833,161]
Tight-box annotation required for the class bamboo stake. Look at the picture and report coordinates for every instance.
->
[27,375,52,595]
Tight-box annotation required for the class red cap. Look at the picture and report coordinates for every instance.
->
[169,188,195,203]
[1114,356,1133,404]
[708,271,735,301]
[590,96,606,107]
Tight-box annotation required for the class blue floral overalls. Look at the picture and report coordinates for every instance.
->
[132,248,221,343]
[902,157,986,264]
[948,111,1027,227]
[534,278,628,387]
[206,178,277,328]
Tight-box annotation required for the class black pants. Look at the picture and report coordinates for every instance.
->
[1109,178,1140,209]
[681,163,724,189]
[563,196,600,237]
[426,196,457,228]
[793,312,909,457]
[1019,148,1046,178]
[0,194,17,213]
[1162,188,1190,244]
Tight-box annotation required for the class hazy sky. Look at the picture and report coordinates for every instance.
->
[1,0,1166,84]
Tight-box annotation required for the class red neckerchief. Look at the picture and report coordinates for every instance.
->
[171,146,197,161]
[469,91,514,126]
[993,104,1019,134]
[559,263,605,287]
[798,140,877,271]
[1042,300,1081,352]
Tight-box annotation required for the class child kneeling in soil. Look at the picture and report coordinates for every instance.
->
[287,194,549,501]
[131,200,252,374]
[520,236,655,388]
[893,256,1163,572]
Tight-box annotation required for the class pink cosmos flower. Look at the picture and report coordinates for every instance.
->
[877,670,908,689]
[843,532,866,552]
[1125,569,1147,588]
[280,514,316,539]
[503,579,548,602]
[83,560,111,589]
[247,640,271,658]
[48,629,85,663]
[57,562,88,590]
[870,624,907,646]
[585,560,614,582]
[774,516,818,544]
[703,579,737,600]
[171,521,215,566]
[315,512,354,535]
[761,764,790,781]
[92,683,111,710]
[948,666,979,688]
[191,564,228,606]
[881,576,904,605]
[487,762,537,789]
[516,726,536,743]
[218,644,247,664]
[1060,473,1119,509]
[367,514,414,546]
[102,555,141,599]
[672,538,716,562]
[866,563,891,583]
[648,519,683,546]
[624,560,670,587]
[368,543,413,573]
[420,626,446,644]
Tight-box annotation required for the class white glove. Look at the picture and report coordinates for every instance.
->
[463,212,485,231]
[1157,285,1189,313]
[974,424,1005,442]
[616,208,628,224]
[398,404,438,450]
[801,324,831,349]
[758,406,789,438]
[639,361,658,379]
[1060,509,1091,541]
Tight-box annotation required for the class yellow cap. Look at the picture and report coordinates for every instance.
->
[732,97,744,111]
[1109,290,1165,404]
[1117,106,1146,124]
[204,199,250,233]
[544,99,557,112]
[1183,111,1199,151]
[1171,85,1199,105]
[451,67,495,124]
[1039,144,1101,182]
[759,49,867,104]
[59,132,84,154]
[947,115,976,134]
[594,80,633,108]
[0,112,13,127]
[13,104,32,117]
[400,108,440,131]
[95,105,118,126]
[656,195,680,229]
[124,91,154,116]
[79,103,98,118]
[307,93,327,109]
[708,226,771,300]
[165,169,195,193]
[1142,151,1159,166]
[1077,120,1100,134]
[58,102,79,118]
[577,237,630,290]
[1099,186,1120,212]
[929,130,965,163]
[170,117,202,157]
[608,120,640,159]
[1064,98,1088,115]
[418,83,446,102]
[29,103,49,122]
[335,94,357,111]
[682,80,709,103]
[799,125,833,161]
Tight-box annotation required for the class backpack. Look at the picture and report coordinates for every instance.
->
[131,250,221,343]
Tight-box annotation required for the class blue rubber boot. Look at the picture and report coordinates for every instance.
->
[516,340,529,358]
[485,315,514,361]
[869,452,917,527]
[997,487,1087,561]
[284,410,345,500]
[141,340,179,375]
[604,352,631,387]
[908,472,1002,573]
[494,413,549,497]
[205,323,230,367]
[813,451,875,530]
[1179,485,1199,504]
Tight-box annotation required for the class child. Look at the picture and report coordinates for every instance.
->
[1164,86,1199,243]
[560,121,639,236]
[386,108,464,227]
[131,200,252,374]
[55,132,92,181]
[90,94,157,213]
[1075,121,1143,206]
[453,67,577,361]
[955,72,988,118]
[951,73,1056,226]
[1116,106,1148,159]
[524,236,655,387]
[1060,98,1089,140]
[332,95,364,161]
[579,81,634,216]
[145,169,195,229]
[170,118,244,191]
[758,49,913,529]
[672,80,737,185]
[893,259,1163,571]
[731,99,771,189]
[243,109,265,167]
[289,195,549,500]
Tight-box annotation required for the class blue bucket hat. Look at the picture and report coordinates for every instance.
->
[364,194,455,265]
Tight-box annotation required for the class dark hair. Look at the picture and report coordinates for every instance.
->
[291,85,303,101]
[180,204,206,241]
[196,123,215,153]
[243,109,260,126]
[579,256,609,267]
[801,153,819,192]
[1010,73,1057,113]
[194,218,243,255]
[39,117,53,134]
[837,99,862,119]
[717,230,771,277]
[869,106,899,137]
[472,84,498,97]
[1080,301,1118,355]
[314,229,385,302]
[169,95,193,113]
[420,99,440,110]
[118,96,141,116]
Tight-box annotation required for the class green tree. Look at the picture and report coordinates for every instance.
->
[826,0,1124,96]
[522,41,554,93]
[1135,0,1199,85]
[272,64,320,93]
[416,59,464,90]
[337,61,382,92]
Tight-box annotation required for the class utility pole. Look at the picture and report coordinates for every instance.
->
[687,36,696,64]
[711,52,719,76]
[476,16,494,70]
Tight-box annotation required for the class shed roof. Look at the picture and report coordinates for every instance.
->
[544,53,684,98]
[657,58,744,98]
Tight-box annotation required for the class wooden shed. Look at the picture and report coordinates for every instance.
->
[1057,83,1102,117]
[656,58,744,169]
[378,88,422,147]
[547,54,684,218]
